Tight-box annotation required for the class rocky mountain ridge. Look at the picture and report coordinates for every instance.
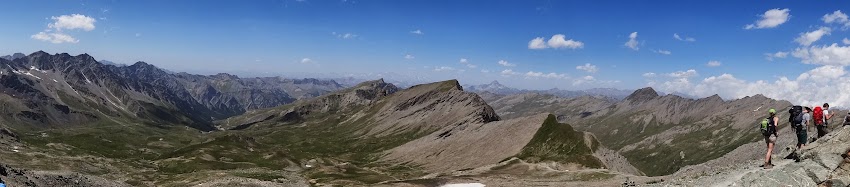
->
[0,51,343,131]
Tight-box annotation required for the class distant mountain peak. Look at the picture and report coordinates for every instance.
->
[625,87,659,102]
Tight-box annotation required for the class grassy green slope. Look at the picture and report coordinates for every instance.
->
[515,114,604,169]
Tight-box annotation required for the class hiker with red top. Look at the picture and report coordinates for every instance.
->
[812,103,833,140]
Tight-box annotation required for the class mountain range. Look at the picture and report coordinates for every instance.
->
[464,80,633,101]
[0,51,343,131]
[0,51,848,186]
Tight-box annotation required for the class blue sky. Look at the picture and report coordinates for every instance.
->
[2,0,850,105]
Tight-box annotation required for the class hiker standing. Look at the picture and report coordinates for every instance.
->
[794,107,811,162]
[762,108,779,169]
[818,103,834,138]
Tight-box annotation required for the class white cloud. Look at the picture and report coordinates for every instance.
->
[673,33,696,42]
[529,34,584,49]
[653,65,850,108]
[501,69,518,76]
[405,54,415,60]
[823,10,850,28]
[668,69,698,78]
[653,49,672,55]
[528,37,547,49]
[795,27,831,46]
[524,71,567,79]
[642,72,657,78]
[765,51,789,61]
[332,32,357,39]
[572,75,596,86]
[48,14,96,31]
[706,60,722,67]
[744,8,791,30]
[300,58,313,64]
[547,34,584,49]
[459,58,476,68]
[434,66,455,72]
[575,63,598,73]
[498,60,516,67]
[481,69,490,73]
[624,32,639,51]
[30,32,78,44]
[792,43,850,66]
[843,38,850,45]
[410,29,424,35]
[32,14,96,44]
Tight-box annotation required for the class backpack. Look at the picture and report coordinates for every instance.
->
[813,106,824,126]
[760,118,769,135]
[760,117,776,136]
[789,106,803,125]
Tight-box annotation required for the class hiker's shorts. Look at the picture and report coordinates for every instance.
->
[796,131,807,146]
[764,134,777,144]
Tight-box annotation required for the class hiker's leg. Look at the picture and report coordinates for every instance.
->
[766,142,774,164]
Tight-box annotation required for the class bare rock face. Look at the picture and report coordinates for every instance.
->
[383,113,549,173]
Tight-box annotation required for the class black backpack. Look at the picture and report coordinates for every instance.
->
[789,106,803,125]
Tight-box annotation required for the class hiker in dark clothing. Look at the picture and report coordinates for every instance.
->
[793,107,811,162]
[763,108,779,169]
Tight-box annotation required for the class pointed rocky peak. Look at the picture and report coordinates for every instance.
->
[74,53,94,60]
[28,51,49,57]
[130,61,152,68]
[625,87,659,102]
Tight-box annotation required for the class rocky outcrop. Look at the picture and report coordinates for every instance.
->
[0,164,130,187]
[736,126,850,186]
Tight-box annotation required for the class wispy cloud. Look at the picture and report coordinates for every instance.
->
[300,58,313,64]
[653,49,672,55]
[410,29,424,35]
[31,32,78,44]
[764,51,788,61]
[673,33,695,42]
[624,32,639,51]
[497,60,515,67]
[576,63,598,73]
[332,32,357,39]
[706,60,722,67]
[795,27,831,46]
